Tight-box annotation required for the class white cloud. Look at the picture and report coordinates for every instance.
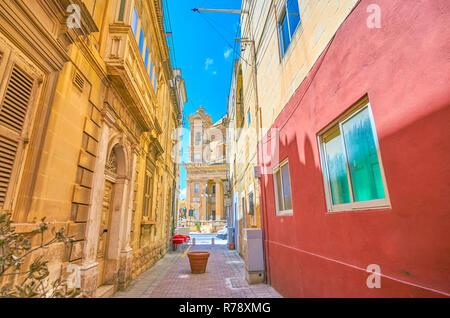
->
[224,48,233,59]
[212,71,217,75]
[179,188,186,200]
[204,57,214,70]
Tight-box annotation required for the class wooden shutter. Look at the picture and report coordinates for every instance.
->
[0,66,33,132]
[0,65,34,208]
[0,135,18,206]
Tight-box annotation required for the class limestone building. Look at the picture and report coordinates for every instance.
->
[0,0,183,297]
[184,108,229,222]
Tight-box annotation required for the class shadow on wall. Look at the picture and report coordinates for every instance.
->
[264,103,450,297]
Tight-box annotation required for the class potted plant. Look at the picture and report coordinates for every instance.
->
[195,222,201,232]
[187,251,210,274]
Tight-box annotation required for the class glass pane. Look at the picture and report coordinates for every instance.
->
[324,133,351,205]
[287,0,301,38]
[139,29,144,54]
[149,60,153,78]
[131,7,138,36]
[280,13,290,55]
[275,170,284,211]
[249,192,254,215]
[281,163,292,210]
[342,108,386,201]
[144,46,149,68]
[118,0,125,21]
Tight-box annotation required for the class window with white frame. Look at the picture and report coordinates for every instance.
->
[273,159,293,215]
[279,0,301,58]
[194,183,199,193]
[318,97,390,212]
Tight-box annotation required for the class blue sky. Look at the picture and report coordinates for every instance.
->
[165,0,242,199]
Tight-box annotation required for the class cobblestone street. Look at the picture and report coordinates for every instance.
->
[114,245,282,298]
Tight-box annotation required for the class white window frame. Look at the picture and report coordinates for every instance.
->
[317,100,391,213]
[273,158,293,216]
[278,0,301,58]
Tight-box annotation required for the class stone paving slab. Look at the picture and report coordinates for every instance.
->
[113,245,282,298]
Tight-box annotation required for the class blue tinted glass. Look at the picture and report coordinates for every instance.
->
[324,134,351,205]
[342,108,385,202]
[287,0,300,37]
[149,60,153,79]
[144,46,149,68]
[139,29,144,54]
[131,7,138,36]
[281,164,292,210]
[280,13,290,55]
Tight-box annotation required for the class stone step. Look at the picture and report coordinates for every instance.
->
[94,284,115,298]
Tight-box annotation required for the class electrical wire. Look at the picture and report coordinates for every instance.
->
[196,10,251,67]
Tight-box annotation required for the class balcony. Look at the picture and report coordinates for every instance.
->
[104,24,158,133]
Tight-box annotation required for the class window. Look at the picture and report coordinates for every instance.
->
[279,0,301,57]
[212,198,216,203]
[194,183,199,193]
[248,191,255,216]
[212,185,216,194]
[118,0,126,21]
[195,133,201,142]
[248,110,251,126]
[0,53,37,210]
[131,7,138,36]
[273,159,293,215]
[142,169,153,217]
[138,29,145,55]
[144,45,149,69]
[193,197,200,202]
[149,60,153,80]
[153,71,157,92]
[318,98,390,212]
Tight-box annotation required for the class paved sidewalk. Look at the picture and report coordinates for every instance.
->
[114,245,282,298]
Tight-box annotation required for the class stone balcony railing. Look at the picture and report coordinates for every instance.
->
[104,24,159,133]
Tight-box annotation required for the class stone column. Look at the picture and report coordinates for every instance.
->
[201,183,207,221]
[216,179,224,220]
[118,145,138,289]
[80,112,113,295]
[185,179,190,212]
[104,176,129,284]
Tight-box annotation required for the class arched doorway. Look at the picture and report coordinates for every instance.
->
[96,143,127,287]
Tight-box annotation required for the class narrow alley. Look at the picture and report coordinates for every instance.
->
[114,245,281,298]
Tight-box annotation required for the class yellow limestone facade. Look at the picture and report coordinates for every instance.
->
[184,108,229,224]
[0,0,183,297]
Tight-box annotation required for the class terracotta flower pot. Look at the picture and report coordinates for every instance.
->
[187,251,210,274]
[228,242,235,250]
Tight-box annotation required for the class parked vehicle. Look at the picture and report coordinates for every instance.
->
[216,225,228,239]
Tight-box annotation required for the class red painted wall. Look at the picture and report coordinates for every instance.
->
[258,0,450,297]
